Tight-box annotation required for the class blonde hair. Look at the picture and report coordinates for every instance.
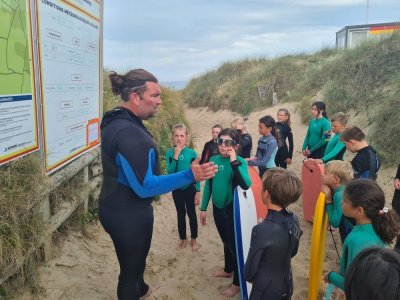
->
[171,123,190,145]
[331,112,349,126]
[277,108,291,126]
[325,160,353,184]
[230,117,246,130]
[262,168,302,208]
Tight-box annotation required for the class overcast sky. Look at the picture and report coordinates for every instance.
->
[103,0,400,82]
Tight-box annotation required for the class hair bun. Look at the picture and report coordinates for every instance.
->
[109,71,125,96]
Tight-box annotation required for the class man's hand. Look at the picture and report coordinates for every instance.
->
[191,158,218,182]
[285,158,292,165]
[314,159,323,164]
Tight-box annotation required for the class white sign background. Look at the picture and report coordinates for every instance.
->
[36,0,101,173]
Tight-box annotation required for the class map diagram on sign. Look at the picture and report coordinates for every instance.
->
[0,0,39,165]
[0,0,32,94]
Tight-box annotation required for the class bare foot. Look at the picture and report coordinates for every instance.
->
[191,239,200,251]
[212,269,233,278]
[139,285,160,299]
[177,239,188,249]
[222,284,240,297]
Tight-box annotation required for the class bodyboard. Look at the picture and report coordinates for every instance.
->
[308,192,328,300]
[248,166,268,223]
[234,187,257,300]
[301,159,324,222]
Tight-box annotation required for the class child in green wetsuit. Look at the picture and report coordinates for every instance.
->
[200,128,252,297]
[315,112,348,165]
[302,101,331,159]
[321,160,354,243]
[326,179,400,291]
[166,124,200,251]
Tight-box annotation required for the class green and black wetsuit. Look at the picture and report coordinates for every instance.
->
[201,154,251,286]
[302,117,331,159]
[326,185,354,243]
[328,223,385,290]
[166,147,200,240]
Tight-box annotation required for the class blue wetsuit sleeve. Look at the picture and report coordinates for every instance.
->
[116,149,195,198]
[248,139,277,167]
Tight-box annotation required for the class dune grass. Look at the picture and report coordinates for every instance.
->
[182,33,400,164]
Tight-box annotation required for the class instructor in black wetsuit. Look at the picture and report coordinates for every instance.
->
[99,69,218,300]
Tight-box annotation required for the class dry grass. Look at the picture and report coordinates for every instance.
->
[0,154,47,283]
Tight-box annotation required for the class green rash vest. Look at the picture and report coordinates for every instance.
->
[328,223,385,290]
[166,147,200,191]
[200,155,251,210]
[302,117,331,153]
[321,133,346,163]
[326,185,353,230]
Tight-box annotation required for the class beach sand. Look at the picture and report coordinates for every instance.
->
[19,103,397,299]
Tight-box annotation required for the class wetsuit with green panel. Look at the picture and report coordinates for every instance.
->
[201,154,251,286]
[302,117,331,159]
[326,185,354,243]
[166,147,200,240]
[321,132,346,163]
[328,223,385,290]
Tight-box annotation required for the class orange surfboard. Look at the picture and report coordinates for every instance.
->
[301,159,324,222]
[248,166,268,222]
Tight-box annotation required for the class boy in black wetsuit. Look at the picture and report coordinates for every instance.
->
[245,168,303,300]
[340,126,381,180]
[199,124,223,164]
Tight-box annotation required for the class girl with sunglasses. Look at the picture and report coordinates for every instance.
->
[247,115,280,177]
[200,128,252,297]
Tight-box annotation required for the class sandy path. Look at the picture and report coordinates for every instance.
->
[19,103,396,300]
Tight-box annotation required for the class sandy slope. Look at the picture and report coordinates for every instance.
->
[19,103,396,300]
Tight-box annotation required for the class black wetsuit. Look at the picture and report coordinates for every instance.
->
[239,132,252,158]
[99,107,196,300]
[351,145,381,180]
[199,139,219,164]
[275,122,294,169]
[393,164,400,251]
[245,209,302,300]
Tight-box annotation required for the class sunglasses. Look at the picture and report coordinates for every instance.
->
[216,138,235,147]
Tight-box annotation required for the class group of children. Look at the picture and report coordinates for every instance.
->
[165,101,400,299]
